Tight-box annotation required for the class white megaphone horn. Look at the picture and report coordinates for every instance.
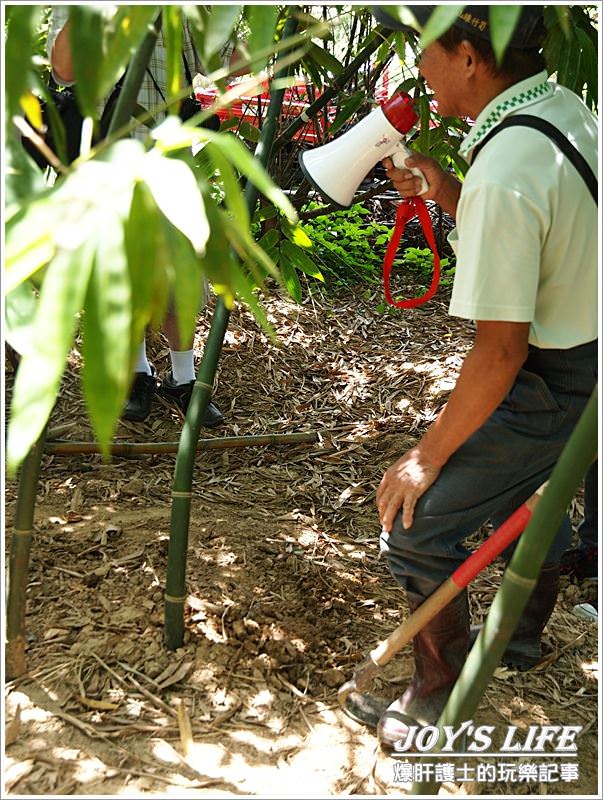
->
[299,92,428,208]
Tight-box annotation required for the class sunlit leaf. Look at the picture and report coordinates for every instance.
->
[281,240,324,282]
[5,5,39,118]
[279,250,303,303]
[143,149,210,255]
[82,211,132,456]
[205,141,250,228]
[69,6,105,118]
[6,243,95,474]
[99,6,160,99]
[164,5,183,110]
[419,6,465,48]
[4,282,38,357]
[20,92,44,131]
[163,217,203,348]
[203,131,297,223]
[202,4,242,64]
[246,5,280,72]
[281,219,312,249]
[124,181,165,355]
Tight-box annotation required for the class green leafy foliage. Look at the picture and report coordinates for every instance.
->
[5,110,297,473]
[301,204,455,299]
[4,3,597,477]
[489,6,523,64]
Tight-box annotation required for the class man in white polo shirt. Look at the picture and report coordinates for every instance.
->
[370,6,597,752]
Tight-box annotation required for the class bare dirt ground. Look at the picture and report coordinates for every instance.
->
[4,285,599,797]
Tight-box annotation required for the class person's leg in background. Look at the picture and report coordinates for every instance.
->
[123,282,224,427]
[157,310,224,427]
[122,340,158,422]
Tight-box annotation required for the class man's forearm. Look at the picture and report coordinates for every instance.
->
[437,174,462,219]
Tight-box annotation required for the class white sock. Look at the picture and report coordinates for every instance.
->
[170,349,195,384]
[133,340,152,375]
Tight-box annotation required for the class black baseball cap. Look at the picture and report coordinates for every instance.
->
[372,6,545,49]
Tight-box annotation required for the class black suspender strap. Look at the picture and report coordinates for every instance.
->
[471,115,598,204]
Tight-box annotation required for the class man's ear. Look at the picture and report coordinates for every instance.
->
[459,40,478,75]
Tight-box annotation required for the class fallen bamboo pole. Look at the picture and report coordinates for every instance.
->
[44,431,320,456]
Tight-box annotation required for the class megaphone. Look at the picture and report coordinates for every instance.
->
[299,92,428,208]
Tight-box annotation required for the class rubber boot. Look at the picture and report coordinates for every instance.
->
[377,589,470,753]
[470,562,560,670]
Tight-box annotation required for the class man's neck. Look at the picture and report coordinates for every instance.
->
[467,76,517,119]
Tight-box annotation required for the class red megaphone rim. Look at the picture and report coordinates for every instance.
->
[381,92,419,134]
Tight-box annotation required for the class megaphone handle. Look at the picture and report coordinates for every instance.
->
[382,197,441,309]
[391,146,429,195]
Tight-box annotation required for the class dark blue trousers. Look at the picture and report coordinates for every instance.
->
[380,340,597,599]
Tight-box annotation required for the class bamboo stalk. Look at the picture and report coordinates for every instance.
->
[5,428,48,679]
[410,386,598,795]
[164,10,301,650]
[44,431,320,456]
[105,12,162,137]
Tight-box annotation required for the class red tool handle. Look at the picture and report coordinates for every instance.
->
[382,196,441,309]
[452,502,533,589]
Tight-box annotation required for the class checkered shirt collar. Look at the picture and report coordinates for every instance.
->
[460,71,553,160]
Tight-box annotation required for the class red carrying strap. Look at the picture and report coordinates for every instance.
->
[382,196,441,309]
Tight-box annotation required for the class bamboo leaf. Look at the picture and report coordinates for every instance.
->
[4,5,39,118]
[246,5,280,72]
[258,228,279,258]
[4,196,63,293]
[231,268,276,342]
[237,121,261,143]
[142,149,210,255]
[98,6,160,99]
[4,130,48,206]
[281,240,324,282]
[19,92,44,131]
[205,141,249,228]
[200,200,239,297]
[68,6,105,119]
[554,5,572,39]
[202,5,242,64]
[163,217,203,348]
[279,247,303,303]
[307,42,344,77]
[82,212,131,457]
[123,182,162,360]
[419,6,465,48]
[489,6,522,64]
[164,5,183,110]
[575,27,597,105]
[202,131,297,223]
[6,243,95,474]
[328,92,365,136]
[4,282,38,357]
[281,219,312,248]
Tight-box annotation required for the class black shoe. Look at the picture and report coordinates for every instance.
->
[123,368,157,421]
[159,372,224,428]
[560,546,598,581]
